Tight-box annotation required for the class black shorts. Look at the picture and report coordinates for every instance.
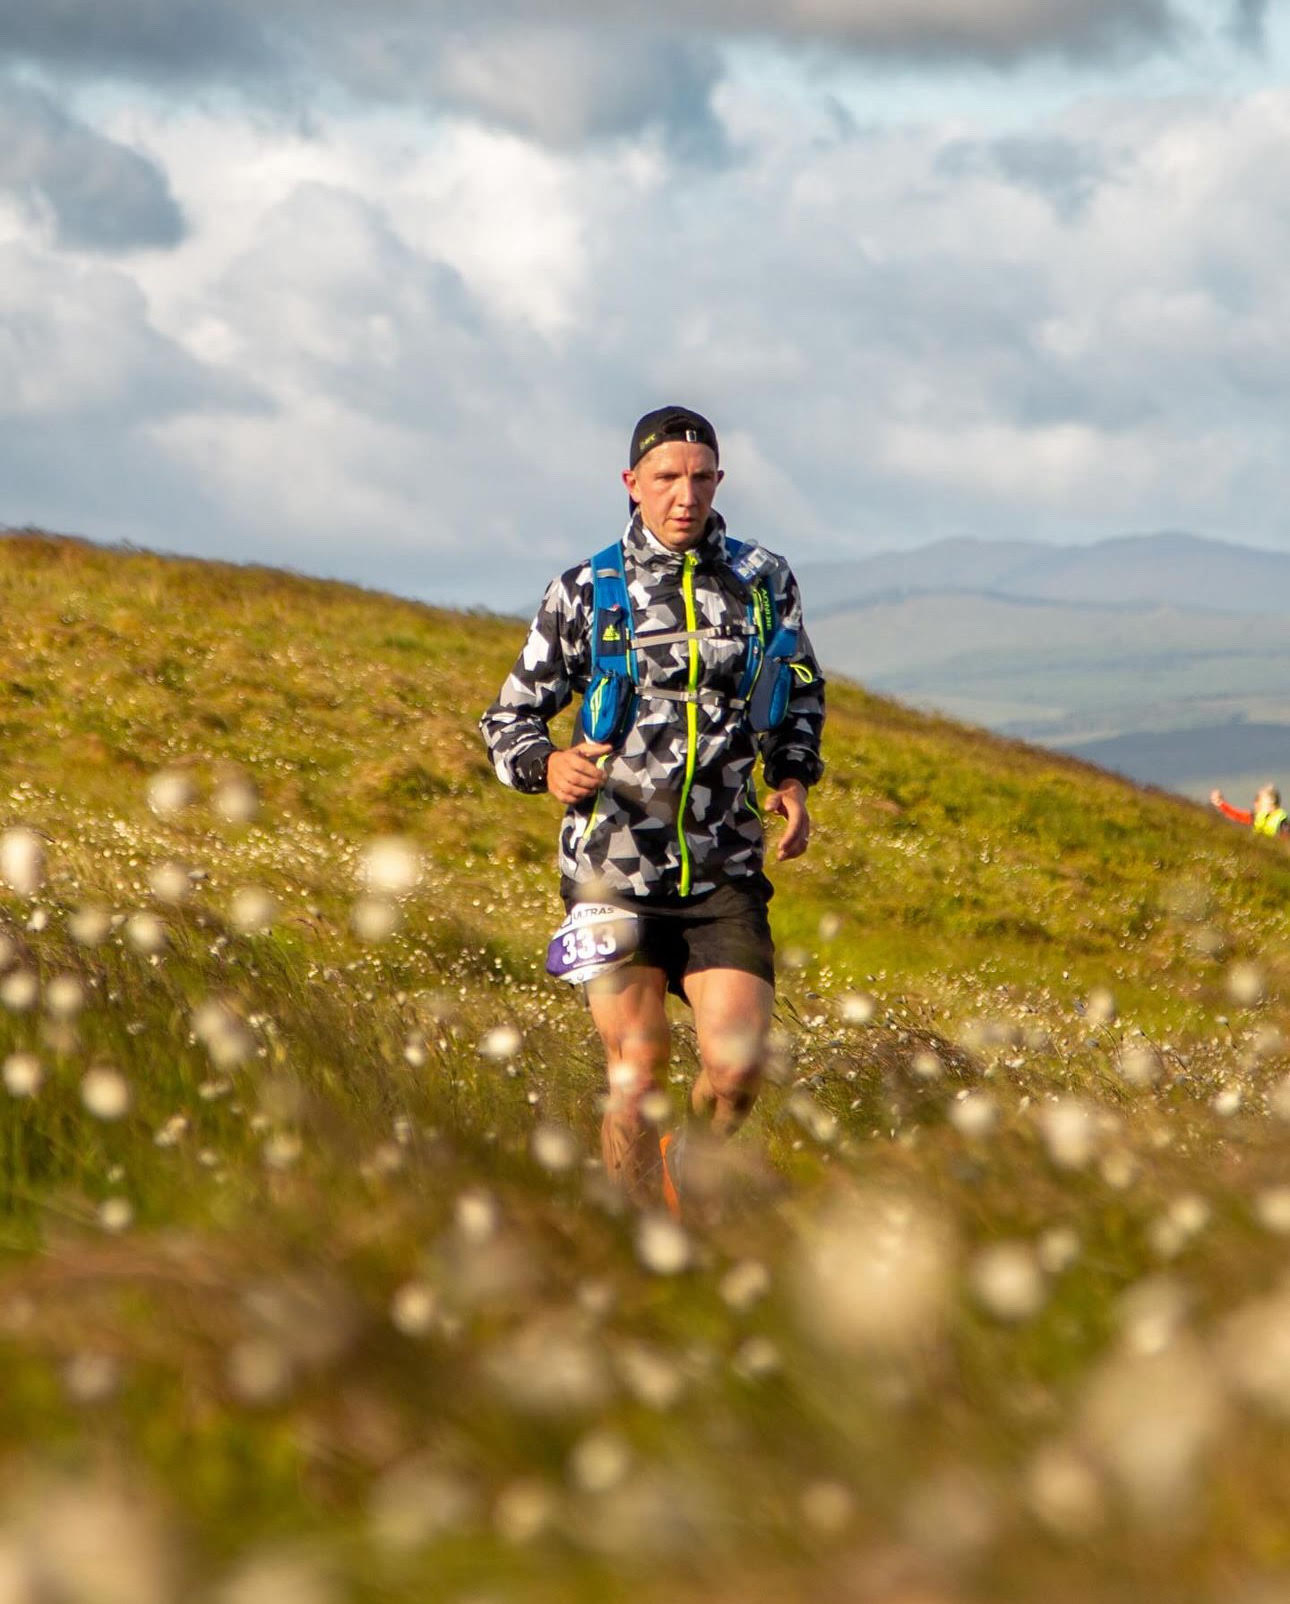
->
[564,876,776,999]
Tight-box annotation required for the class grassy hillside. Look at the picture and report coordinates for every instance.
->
[5,529,1290,1603]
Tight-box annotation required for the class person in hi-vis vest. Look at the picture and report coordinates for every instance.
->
[1210,782,1290,838]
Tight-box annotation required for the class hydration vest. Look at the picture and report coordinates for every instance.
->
[577,536,805,745]
[1254,807,1288,838]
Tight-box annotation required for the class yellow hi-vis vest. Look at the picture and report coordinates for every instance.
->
[1254,807,1288,838]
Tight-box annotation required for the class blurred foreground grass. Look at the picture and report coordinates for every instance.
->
[4,530,1290,1602]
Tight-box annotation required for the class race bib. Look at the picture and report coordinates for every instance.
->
[545,902,640,985]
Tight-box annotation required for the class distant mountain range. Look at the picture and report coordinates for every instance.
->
[798,532,1290,617]
[799,532,1290,802]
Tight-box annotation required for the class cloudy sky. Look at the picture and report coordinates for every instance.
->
[2,1,1288,607]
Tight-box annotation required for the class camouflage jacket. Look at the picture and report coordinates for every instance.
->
[479,513,825,901]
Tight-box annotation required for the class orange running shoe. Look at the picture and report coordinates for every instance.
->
[659,1130,683,1219]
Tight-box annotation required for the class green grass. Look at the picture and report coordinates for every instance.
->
[4,528,1290,1601]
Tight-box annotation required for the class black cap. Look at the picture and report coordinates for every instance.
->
[629,406,719,469]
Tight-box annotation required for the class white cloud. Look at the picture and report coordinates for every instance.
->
[5,27,1290,601]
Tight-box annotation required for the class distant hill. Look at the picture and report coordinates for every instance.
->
[798,531,1290,617]
[801,531,1290,796]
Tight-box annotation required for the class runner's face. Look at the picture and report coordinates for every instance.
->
[622,441,723,552]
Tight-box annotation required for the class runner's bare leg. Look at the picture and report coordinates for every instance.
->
[586,965,672,1205]
[685,968,774,1136]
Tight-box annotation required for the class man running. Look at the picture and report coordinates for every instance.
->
[480,406,825,1210]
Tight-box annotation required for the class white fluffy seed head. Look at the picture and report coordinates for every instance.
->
[124,912,167,955]
[97,1197,134,1234]
[911,1048,943,1082]
[148,861,191,904]
[3,1052,42,1097]
[635,1213,691,1276]
[230,885,277,935]
[1254,1187,1290,1235]
[949,1091,998,1139]
[1212,1083,1243,1116]
[0,969,38,1012]
[1116,1042,1161,1089]
[793,1189,955,1355]
[63,1353,120,1405]
[1226,961,1266,1008]
[569,1432,632,1494]
[970,1242,1047,1323]
[0,827,45,896]
[1038,1098,1098,1170]
[352,897,400,943]
[390,1281,438,1336]
[44,973,84,1019]
[1037,1225,1082,1275]
[1084,987,1118,1025]
[213,772,260,824]
[531,1122,579,1173]
[146,769,196,817]
[1026,1443,1105,1538]
[80,1066,131,1121]
[69,904,112,946]
[455,1189,499,1242]
[358,836,422,898]
[478,1024,522,1062]
[192,998,254,1069]
[1217,1286,1290,1419]
[1078,1340,1225,1520]
[720,1259,771,1313]
[838,992,876,1025]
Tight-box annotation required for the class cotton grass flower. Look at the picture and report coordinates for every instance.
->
[147,861,192,904]
[1077,1339,1225,1521]
[351,896,400,942]
[1226,961,1266,1008]
[837,991,876,1024]
[192,999,254,1069]
[949,1090,998,1138]
[230,885,277,935]
[792,1188,954,1356]
[97,1197,134,1234]
[970,1242,1047,1323]
[635,1213,691,1276]
[3,1051,42,1097]
[1038,1097,1098,1170]
[531,1121,580,1173]
[80,1066,131,1121]
[44,973,84,1018]
[719,1259,771,1312]
[389,1281,438,1337]
[1116,1041,1161,1088]
[68,904,112,946]
[478,1024,522,1062]
[124,912,167,955]
[358,836,422,898]
[146,768,196,817]
[0,826,45,896]
[0,969,38,1012]
[213,771,260,824]
[569,1431,631,1493]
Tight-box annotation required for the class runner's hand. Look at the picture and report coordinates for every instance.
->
[1209,789,1224,808]
[548,741,613,804]
[765,779,810,861]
